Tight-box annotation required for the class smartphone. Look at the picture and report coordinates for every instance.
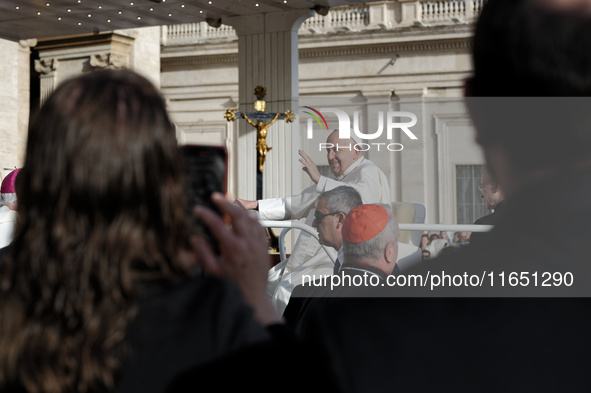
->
[180,144,228,252]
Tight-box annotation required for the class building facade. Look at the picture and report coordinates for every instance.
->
[161,0,487,226]
[0,0,487,234]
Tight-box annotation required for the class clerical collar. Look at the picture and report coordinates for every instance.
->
[335,156,365,181]
[340,263,388,281]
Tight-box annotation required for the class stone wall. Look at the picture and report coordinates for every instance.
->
[0,26,160,184]
[0,38,29,181]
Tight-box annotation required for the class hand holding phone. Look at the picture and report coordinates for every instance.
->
[180,145,228,252]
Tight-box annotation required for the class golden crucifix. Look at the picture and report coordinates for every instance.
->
[242,111,281,173]
[224,86,295,173]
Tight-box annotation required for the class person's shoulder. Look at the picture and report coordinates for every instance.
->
[138,274,253,325]
[474,212,497,226]
[290,280,327,297]
[357,157,377,169]
[355,157,387,176]
[474,214,489,225]
[287,278,335,304]
[130,273,270,357]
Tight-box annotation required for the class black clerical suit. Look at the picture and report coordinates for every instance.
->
[469,200,505,247]
[284,263,390,338]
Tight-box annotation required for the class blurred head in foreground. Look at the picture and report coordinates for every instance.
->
[0,69,190,392]
[466,0,591,196]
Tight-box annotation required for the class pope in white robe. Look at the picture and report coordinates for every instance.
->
[237,130,391,314]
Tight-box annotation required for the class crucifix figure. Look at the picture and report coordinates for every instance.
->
[224,85,294,199]
[242,111,281,173]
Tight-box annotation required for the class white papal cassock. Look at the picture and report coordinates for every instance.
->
[0,205,17,249]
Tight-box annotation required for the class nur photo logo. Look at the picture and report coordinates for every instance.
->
[302,106,328,130]
[301,107,419,152]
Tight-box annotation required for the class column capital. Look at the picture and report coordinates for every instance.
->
[34,58,59,76]
[89,53,128,70]
[19,39,37,49]
[225,8,313,36]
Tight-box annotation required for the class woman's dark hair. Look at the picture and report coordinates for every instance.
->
[0,69,190,393]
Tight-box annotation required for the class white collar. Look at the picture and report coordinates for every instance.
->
[335,156,365,181]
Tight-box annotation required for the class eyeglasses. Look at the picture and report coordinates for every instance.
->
[314,211,342,221]
[477,184,484,192]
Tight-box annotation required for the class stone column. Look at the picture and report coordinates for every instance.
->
[0,38,28,170]
[225,9,313,201]
[34,58,58,107]
[17,40,34,164]
[360,90,396,198]
[390,90,425,206]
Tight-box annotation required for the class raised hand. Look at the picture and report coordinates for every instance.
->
[299,149,322,184]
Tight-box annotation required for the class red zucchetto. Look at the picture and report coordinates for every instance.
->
[342,204,388,243]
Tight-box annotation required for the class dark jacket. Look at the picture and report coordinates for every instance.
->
[469,199,505,246]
